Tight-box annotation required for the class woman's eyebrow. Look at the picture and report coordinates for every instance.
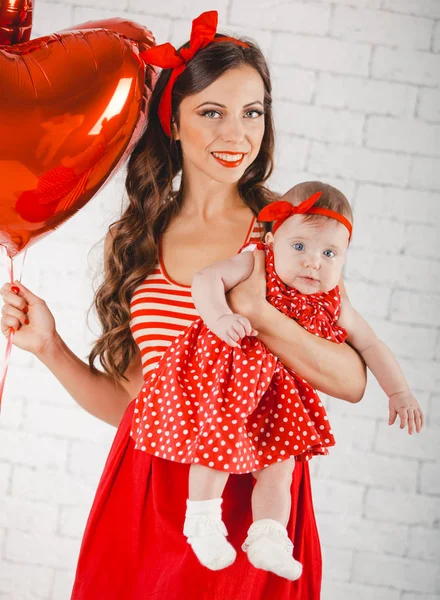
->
[244,101,264,108]
[195,100,264,109]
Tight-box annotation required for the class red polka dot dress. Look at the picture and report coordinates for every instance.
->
[132,241,347,473]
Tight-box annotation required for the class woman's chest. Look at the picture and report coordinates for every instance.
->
[161,216,256,287]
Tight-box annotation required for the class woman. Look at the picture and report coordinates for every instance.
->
[0,11,366,599]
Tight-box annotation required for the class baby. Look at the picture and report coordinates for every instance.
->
[132,181,423,580]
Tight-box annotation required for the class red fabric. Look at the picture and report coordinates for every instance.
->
[70,398,322,599]
[132,242,346,470]
[258,191,352,240]
[139,11,249,136]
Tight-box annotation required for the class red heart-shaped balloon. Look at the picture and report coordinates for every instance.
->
[0,0,33,45]
[0,22,155,258]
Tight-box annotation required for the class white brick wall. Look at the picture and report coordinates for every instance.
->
[331,5,433,49]
[0,2,439,599]
[372,46,440,86]
[315,74,418,117]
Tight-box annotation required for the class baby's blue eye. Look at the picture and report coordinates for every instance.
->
[323,250,335,258]
[293,243,304,251]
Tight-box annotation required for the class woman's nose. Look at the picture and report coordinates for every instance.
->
[221,116,245,143]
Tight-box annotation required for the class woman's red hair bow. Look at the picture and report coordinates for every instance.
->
[258,191,352,240]
[139,11,249,137]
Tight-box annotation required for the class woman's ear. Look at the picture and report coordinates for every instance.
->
[265,231,274,249]
[171,117,180,141]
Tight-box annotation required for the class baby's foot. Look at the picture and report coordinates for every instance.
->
[242,518,302,581]
[187,525,237,570]
[184,499,236,570]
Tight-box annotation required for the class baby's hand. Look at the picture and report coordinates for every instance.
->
[211,313,258,348]
[388,391,424,435]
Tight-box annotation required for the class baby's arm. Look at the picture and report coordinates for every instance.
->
[338,297,424,434]
[192,251,258,347]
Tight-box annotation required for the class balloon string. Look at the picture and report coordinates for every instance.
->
[0,248,27,412]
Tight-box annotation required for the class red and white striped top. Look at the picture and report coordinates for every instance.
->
[130,217,264,379]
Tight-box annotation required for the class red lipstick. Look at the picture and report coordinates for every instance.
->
[211,151,246,169]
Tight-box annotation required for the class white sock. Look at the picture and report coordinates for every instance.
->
[184,498,236,571]
[242,518,302,581]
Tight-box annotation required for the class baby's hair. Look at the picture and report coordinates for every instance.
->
[283,181,353,227]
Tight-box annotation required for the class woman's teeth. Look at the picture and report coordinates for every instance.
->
[212,152,244,162]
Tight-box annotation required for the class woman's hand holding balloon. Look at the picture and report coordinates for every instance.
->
[0,282,56,355]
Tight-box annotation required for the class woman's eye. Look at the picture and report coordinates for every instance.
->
[201,110,221,119]
[244,109,264,118]
[323,250,335,258]
[293,243,304,251]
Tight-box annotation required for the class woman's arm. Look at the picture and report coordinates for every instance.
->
[255,303,366,403]
[37,334,143,427]
[227,250,367,403]
[3,273,143,427]
[30,226,143,427]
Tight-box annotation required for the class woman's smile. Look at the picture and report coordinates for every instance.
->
[211,151,247,168]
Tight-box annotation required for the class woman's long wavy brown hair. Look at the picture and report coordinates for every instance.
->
[88,34,276,382]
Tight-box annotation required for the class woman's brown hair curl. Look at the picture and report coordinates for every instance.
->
[88,34,275,382]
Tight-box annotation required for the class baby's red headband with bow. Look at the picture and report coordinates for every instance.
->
[258,192,353,241]
[139,11,249,137]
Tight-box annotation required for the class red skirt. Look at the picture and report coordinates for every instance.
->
[70,399,322,600]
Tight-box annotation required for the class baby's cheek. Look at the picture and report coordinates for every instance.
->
[278,264,297,286]
[325,264,343,290]
[277,253,298,278]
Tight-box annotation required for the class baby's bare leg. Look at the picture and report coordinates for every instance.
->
[189,463,230,500]
[243,457,302,581]
[184,463,234,570]
[251,458,295,527]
